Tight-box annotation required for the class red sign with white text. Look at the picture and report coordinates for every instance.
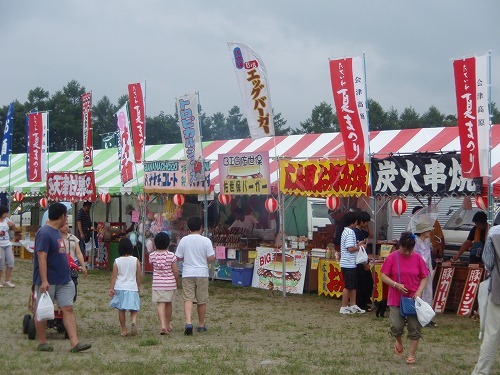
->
[27,112,47,182]
[46,171,97,202]
[116,103,135,185]
[127,83,145,163]
[457,267,483,317]
[432,266,455,313]
[82,92,93,167]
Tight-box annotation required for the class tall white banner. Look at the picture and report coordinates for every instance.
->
[227,42,275,139]
[115,103,135,185]
[176,93,205,185]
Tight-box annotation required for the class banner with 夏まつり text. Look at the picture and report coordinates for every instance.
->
[115,103,135,185]
[279,160,369,197]
[26,112,48,182]
[128,83,145,163]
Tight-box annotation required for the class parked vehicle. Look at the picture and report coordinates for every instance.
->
[306,198,332,239]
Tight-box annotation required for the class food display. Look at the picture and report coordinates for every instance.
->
[211,226,245,248]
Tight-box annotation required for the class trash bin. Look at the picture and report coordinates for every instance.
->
[230,264,254,286]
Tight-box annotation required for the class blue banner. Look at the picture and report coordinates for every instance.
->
[0,102,14,167]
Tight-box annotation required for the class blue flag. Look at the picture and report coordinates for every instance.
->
[0,102,14,167]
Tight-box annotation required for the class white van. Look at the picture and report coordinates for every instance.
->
[306,198,332,239]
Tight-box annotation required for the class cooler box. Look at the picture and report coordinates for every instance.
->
[230,265,254,287]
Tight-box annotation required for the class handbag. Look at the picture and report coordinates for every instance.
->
[396,252,417,317]
[36,291,55,321]
[356,245,368,264]
[415,296,435,326]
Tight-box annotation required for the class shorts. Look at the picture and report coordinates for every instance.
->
[35,281,75,308]
[152,289,176,303]
[182,277,209,304]
[341,267,358,290]
[0,245,14,269]
[389,306,422,340]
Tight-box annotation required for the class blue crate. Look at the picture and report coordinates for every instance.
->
[230,267,253,287]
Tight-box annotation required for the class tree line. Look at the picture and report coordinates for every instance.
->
[0,80,499,153]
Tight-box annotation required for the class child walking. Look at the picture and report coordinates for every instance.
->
[149,232,179,335]
[109,238,142,337]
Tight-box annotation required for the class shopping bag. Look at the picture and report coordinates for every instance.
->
[399,297,416,317]
[36,291,55,321]
[415,296,435,326]
[356,246,368,264]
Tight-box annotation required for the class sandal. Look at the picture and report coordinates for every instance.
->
[406,357,417,365]
[70,342,92,353]
[160,328,168,335]
[37,343,54,352]
[394,342,404,356]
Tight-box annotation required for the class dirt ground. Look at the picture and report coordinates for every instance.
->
[0,259,498,375]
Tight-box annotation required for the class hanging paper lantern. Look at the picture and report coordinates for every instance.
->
[39,197,48,209]
[325,196,341,211]
[265,197,278,213]
[218,193,232,205]
[138,193,149,203]
[14,192,24,202]
[100,192,111,204]
[391,198,407,216]
[173,193,185,206]
[475,195,487,210]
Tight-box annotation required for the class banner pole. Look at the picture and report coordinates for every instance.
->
[487,50,493,224]
[197,91,209,236]
[141,80,147,277]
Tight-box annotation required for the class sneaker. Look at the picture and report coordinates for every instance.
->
[3,281,15,288]
[197,326,207,332]
[184,324,193,335]
[339,306,353,314]
[349,305,366,314]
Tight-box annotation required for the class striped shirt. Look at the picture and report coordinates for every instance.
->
[149,250,177,291]
[339,227,357,269]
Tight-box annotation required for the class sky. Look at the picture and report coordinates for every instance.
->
[1,0,499,130]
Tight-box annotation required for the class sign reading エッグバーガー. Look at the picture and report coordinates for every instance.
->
[143,160,210,194]
[218,151,270,195]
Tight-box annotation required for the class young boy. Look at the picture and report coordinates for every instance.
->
[149,232,178,335]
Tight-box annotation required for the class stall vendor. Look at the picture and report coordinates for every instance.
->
[229,208,260,237]
[452,211,489,264]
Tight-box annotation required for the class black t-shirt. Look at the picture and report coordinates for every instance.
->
[466,227,486,243]
[76,208,92,240]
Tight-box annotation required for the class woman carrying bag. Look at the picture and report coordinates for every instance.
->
[380,231,429,365]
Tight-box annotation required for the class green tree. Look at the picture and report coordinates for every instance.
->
[145,111,180,145]
[226,106,249,139]
[420,105,445,127]
[367,99,387,131]
[399,106,420,129]
[385,106,400,130]
[26,87,49,111]
[273,112,290,135]
[443,114,457,127]
[93,96,117,148]
[491,102,500,124]
[293,102,338,134]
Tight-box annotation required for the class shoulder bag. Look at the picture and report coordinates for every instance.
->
[396,252,417,317]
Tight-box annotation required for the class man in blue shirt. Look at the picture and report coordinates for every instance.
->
[34,202,91,353]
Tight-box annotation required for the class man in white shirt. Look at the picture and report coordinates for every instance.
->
[229,208,259,237]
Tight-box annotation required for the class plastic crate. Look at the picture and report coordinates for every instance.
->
[230,266,254,287]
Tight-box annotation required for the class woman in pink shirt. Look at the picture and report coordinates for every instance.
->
[381,231,429,365]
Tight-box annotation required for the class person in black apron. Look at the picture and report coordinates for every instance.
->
[452,211,488,264]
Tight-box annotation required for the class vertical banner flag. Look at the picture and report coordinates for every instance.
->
[329,56,369,164]
[115,103,135,185]
[0,102,14,167]
[26,112,48,182]
[176,93,205,185]
[127,82,145,163]
[453,55,490,178]
[82,92,93,167]
[227,42,275,139]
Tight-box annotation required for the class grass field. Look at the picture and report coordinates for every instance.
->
[0,259,497,375]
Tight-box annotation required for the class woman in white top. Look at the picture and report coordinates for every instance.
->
[0,205,16,288]
[60,222,87,276]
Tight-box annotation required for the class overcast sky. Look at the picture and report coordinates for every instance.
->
[1,0,499,129]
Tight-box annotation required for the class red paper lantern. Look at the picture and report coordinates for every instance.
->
[218,194,232,205]
[14,192,24,202]
[475,195,488,210]
[100,192,111,204]
[39,197,48,209]
[391,198,407,216]
[325,196,341,211]
[264,197,278,213]
[173,193,185,206]
[138,193,149,203]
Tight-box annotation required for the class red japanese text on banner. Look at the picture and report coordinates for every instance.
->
[457,267,483,317]
[82,92,93,167]
[176,93,205,185]
[453,55,490,178]
[218,151,270,195]
[115,103,135,185]
[127,83,145,163]
[227,42,275,139]
[279,160,369,197]
[432,266,455,314]
[27,112,48,182]
[329,56,369,164]
[46,171,97,202]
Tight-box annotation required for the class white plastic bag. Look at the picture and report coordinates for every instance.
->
[415,296,435,326]
[356,246,368,264]
[36,291,55,321]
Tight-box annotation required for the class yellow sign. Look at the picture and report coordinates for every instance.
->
[222,178,269,195]
[380,244,393,258]
[279,160,369,197]
[248,250,257,259]
[310,257,319,270]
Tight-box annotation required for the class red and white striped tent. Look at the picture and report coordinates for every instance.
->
[205,125,500,197]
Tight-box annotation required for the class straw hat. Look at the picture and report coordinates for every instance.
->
[415,221,434,233]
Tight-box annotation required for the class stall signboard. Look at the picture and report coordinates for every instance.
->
[46,171,97,202]
[433,266,455,314]
[218,151,270,195]
[457,267,483,317]
[371,153,481,196]
[252,247,307,294]
[144,160,210,194]
[372,264,384,302]
[279,160,369,197]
